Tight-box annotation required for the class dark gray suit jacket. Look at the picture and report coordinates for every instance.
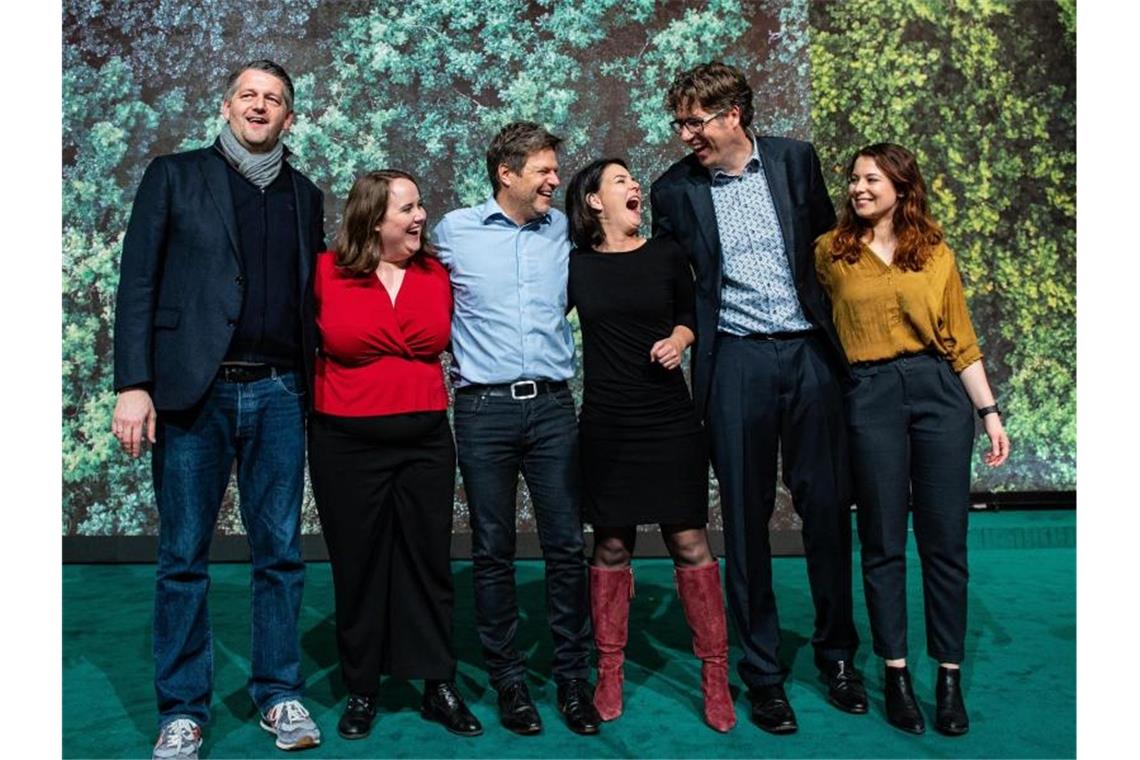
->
[113,142,324,410]
[650,135,845,420]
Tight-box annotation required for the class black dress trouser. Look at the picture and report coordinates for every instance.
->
[308,411,458,694]
[707,333,859,688]
[846,352,975,663]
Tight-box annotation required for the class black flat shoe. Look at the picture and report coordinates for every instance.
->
[497,681,542,735]
[934,666,969,736]
[884,665,925,735]
[337,694,376,740]
[421,680,483,737]
[748,685,798,734]
[819,659,869,714]
[556,679,601,735]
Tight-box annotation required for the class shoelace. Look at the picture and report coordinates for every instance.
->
[158,719,198,748]
[346,694,373,711]
[271,700,311,729]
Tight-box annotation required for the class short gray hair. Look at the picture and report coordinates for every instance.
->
[224,59,295,111]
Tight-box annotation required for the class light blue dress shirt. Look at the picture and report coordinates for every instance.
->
[710,138,813,335]
[433,197,575,387]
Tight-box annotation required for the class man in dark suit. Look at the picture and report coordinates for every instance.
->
[111,59,324,759]
[650,61,865,734]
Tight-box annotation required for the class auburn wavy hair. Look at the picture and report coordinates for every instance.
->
[829,143,943,272]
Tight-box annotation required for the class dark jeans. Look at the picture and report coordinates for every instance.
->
[453,385,592,689]
[707,334,859,688]
[151,370,306,729]
[846,353,974,663]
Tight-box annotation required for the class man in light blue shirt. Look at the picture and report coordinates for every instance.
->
[433,121,600,737]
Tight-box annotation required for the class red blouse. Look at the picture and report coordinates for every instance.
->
[313,251,452,416]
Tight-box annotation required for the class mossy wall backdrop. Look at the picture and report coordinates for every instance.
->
[62,0,1075,538]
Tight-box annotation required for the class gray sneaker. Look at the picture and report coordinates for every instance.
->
[260,699,321,751]
[152,719,202,759]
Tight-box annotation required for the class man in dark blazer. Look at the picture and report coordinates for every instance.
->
[650,62,864,734]
[111,59,324,759]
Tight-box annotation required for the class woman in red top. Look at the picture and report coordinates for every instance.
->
[308,170,481,740]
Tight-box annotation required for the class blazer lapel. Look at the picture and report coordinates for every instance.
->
[683,171,723,275]
[755,143,799,280]
[199,149,241,265]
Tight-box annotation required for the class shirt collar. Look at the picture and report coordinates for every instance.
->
[479,196,552,228]
[709,136,761,186]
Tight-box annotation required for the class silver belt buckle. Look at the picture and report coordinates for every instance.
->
[510,380,538,400]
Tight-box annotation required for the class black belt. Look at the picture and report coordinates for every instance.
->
[217,364,277,383]
[850,351,937,369]
[722,329,819,341]
[457,380,567,400]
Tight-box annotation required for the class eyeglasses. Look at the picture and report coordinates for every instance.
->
[668,109,727,135]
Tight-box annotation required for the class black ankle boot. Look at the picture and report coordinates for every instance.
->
[337,693,376,739]
[884,665,925,735]
[935,666,969,736]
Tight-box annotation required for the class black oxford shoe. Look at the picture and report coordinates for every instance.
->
[819,659,869,714]
[556,679,601,735]
[337,694,376,740]
[748,685,798,734]
[884,665,925,735]
[934,666,969,736]
[421,680,483,737]
[497,681,543,735]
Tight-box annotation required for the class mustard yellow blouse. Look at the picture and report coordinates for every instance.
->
[814,232,982,372]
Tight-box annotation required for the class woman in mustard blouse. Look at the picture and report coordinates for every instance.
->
[815,143,1010,737]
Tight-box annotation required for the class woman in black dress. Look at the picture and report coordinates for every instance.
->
[565,158,734,732]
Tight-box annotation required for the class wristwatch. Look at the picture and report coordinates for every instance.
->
[976,404,1001,420]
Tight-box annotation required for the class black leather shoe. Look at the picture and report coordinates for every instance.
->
[748,685,798,734]
[819,659,868,714]
[884,665,925,735]
[337,694,376,740]
[934,666,969,736]
[497,681,542,735]
[421,680,483,737]
[556,679,601,735]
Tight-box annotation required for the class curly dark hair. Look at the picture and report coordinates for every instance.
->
[664,61,754,128]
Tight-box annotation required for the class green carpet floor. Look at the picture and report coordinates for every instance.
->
[63,510,1075,758]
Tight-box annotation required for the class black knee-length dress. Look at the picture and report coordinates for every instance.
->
[569,237,709,527]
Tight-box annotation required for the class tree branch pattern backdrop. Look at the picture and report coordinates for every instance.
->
[62,0,1075,538]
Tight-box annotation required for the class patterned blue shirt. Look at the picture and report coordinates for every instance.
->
[710,138,813,335]
[433,197,575,387]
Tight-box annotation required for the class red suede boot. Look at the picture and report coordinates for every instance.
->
[590,565,632,721]
[676,562,737,732]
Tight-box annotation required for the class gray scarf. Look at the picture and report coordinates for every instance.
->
[218,126,284,188]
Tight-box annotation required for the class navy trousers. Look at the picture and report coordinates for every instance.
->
[707,334,859,689]
[846,352,975,663]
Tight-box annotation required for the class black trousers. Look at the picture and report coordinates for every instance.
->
[846,352,974,663]
[308,411,458,694]
[708,334,859,688]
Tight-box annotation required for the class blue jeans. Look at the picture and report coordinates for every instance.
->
[151,370,306,728]
[453,386,592,688]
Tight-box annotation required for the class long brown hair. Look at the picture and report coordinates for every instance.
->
[830,143,943,272]
[333,169,437,275]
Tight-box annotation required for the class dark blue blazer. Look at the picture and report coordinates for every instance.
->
[650,136,845,420]
[113,143,325,411]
